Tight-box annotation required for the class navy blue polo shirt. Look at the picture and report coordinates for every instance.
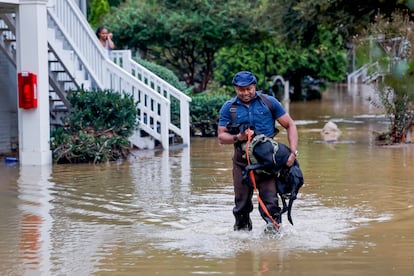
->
[218,93,286,137]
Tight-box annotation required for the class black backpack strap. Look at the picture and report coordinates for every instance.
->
[230,92,279,136]
[257,91,276,120]
[257,91,279,136]
[230,97,238,124]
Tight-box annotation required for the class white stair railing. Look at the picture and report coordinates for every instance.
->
[46,0,191,149]
[347,61,383,86]
[111,50,191,146]
[47,0,106,88]
[0,13,16,65]
[105,61,171,147]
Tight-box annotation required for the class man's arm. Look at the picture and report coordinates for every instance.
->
[218,126,240,144]
[277,113,298,166]
[218,125,254,145]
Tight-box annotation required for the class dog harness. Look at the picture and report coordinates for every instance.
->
[243,135,304,225]
[241,134,279,175]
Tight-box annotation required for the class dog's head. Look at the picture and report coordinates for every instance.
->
[276,162,304,225]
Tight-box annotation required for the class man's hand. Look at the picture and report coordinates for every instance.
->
[238,128,254,142]
[286,153,296,167]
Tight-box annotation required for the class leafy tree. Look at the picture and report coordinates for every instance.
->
[88,0,110,28]
[86,0,122,20]
[214,27,347,100]
[101,0,409,100]
[266,0,409,46]
[104,0,269,92]
[233,0,411,99]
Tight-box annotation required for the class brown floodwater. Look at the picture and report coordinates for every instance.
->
[1,84,414,275]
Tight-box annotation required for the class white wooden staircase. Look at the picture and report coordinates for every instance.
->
[0,0,191,150]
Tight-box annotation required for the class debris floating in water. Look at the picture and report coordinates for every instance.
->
[320,121,342,142]
[5,157,18,163]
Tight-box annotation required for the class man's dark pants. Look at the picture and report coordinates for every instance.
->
[232,145,281,230]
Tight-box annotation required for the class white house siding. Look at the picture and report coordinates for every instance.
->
[0,50,18,155]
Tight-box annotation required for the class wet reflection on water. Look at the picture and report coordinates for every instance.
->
[1,84,414,275]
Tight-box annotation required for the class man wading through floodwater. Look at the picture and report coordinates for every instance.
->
[218,71,299,233]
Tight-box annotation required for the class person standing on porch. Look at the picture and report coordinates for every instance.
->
[96,26,115,57]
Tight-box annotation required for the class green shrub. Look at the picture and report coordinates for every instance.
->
[50,89,138,164]
[189,93,232,136]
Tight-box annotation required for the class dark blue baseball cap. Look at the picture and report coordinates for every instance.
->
[232,71,257,86]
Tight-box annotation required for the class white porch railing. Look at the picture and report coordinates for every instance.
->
[111,50,192,145]
[46,0,191,149]
[347,61,383,86]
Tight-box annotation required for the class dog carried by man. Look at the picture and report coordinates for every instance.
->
[239,124,304,226]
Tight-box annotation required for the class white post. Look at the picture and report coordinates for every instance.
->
[272,75,290,113]
[160,100,170,150]
[18,165,53,272]
[16,0,52,165]
[180,97,190,146]
[283,80,290,114]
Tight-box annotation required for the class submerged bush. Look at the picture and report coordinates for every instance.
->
[50,89,138,164]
